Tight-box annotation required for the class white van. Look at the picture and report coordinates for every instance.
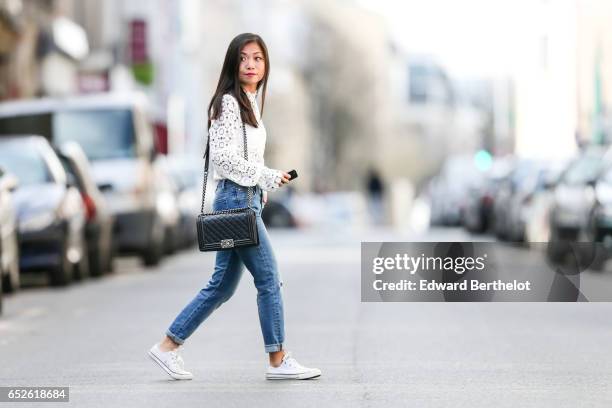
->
[0,93,165,267]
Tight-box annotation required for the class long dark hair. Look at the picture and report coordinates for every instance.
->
[207,33,270,129]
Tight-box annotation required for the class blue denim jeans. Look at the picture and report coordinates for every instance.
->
[166,178,285,352]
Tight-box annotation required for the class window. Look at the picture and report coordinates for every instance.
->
[0,114,53,139]
[0,143,52,185]
[54,109,136,161]
[562,154,603,186]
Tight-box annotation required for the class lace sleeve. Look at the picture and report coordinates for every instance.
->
[209,94,282,191]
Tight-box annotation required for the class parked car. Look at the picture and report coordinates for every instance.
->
[581,163,612,270]
[56,142,116,276]
[501,160,551,242]
[547,146,609,264]
[153,158,181,255]
[0,136,87,286]
[462,157,513,233]
[462,177,492,234]
[0,93,165,267]
[429,155,485,226]
[523,160,568,247]
[162,155,200,249]
[0,167,20,293]
[262,198,297,228]
[0,230,2,314]
[492,158,545,241]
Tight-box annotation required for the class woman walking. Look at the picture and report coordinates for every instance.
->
[148,33,321,381]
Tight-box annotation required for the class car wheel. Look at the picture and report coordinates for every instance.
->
[142,216,163,267]
[492,215,506,241]
[105,240,117,273]
[546,226,570,264]
[49,239,73,287]
[89,247,103,277]
[88,233,107,277]
[163,226,177,255]
[2,232,20,293]
[74,237,90,281]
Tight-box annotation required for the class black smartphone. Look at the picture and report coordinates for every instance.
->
[287,169,298,180]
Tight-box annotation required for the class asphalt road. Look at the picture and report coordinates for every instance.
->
[1,226,611,407]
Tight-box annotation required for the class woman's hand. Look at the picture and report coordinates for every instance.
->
[263,191,268,204]
[277,171,291,187]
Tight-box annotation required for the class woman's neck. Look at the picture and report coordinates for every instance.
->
[241,85,257,95]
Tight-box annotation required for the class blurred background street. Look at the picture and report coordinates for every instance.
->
[1,226,612,407]
[1,0,612,405]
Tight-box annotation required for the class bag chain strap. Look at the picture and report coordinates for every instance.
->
[200,121,253,214]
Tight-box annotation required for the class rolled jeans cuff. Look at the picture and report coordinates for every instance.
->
[165,329,185,345]
[265,343,283,353]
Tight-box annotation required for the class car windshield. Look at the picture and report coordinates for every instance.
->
[562,154,603,186]
[0,108,137,161]
[54,109,136,161]
[0,142,51,185]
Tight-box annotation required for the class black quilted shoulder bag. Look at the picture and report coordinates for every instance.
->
[196,123,259,251]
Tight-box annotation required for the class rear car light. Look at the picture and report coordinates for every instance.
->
[82,193,97,221]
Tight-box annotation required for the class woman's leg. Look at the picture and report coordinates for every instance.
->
[163,248,245,348]
[234,213,286,358]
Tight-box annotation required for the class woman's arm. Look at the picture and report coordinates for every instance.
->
[209,94,283,191]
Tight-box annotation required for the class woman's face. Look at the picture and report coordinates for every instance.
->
[239,41,265,91]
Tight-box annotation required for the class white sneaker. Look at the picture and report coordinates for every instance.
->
[148,343,194,380]
[266,351,322,380]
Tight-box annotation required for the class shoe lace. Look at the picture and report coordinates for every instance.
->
[282,351,299,368]
[169,349,185,369]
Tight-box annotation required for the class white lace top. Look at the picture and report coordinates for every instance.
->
[209,90,283,191]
